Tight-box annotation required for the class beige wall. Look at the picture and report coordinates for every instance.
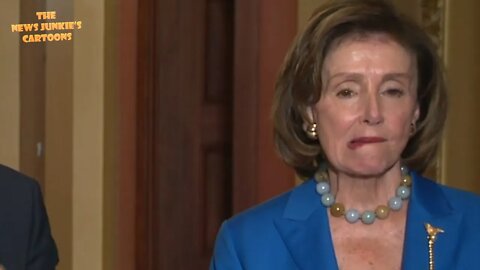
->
[46,0,106,268]
[442,0,480,192]
[0,1,20,169]
[72,0,105,268]
[298,0,317,30]
[44,2,74,270]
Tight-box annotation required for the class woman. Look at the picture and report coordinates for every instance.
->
[211,0,480,269]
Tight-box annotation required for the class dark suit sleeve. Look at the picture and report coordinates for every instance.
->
[26,181,58,269]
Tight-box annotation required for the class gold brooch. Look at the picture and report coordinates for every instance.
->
[425,223,444,270]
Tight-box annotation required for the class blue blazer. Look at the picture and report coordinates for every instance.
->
[210,172,480,269]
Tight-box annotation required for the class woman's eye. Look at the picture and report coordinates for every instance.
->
[336,89,356,98]
[384,88,404,97]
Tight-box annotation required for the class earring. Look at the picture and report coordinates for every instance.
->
[305,122,318,139]
[410,122,416,135]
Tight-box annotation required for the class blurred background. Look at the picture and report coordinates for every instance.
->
[0,0,479,269]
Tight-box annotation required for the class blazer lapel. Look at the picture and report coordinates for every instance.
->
[272,173,463,270]
[274,180,338,270]
[402,173,463,270]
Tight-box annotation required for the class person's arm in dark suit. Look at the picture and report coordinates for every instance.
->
[26,180,58,269]
[0,165,58,269]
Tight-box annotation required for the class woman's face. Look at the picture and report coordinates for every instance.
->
[312,34,419,177]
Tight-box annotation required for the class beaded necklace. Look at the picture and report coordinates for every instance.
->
[314,165,412,224]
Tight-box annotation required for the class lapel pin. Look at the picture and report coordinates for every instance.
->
[425,223,444,270]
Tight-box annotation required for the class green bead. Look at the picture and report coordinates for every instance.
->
[361,211,376,224]
[316,166,412,225]
[321,193,335,207]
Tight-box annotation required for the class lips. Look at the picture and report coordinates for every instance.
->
[348,137,387,149]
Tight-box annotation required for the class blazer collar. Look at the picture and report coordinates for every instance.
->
[274,173,463,270]
[274,180,338,270]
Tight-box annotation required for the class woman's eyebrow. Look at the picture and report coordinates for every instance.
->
[383,73,413,81]
[325,72,363,85]
[324,72,413,87]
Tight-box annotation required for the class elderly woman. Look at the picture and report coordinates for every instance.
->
[210,0,480,269]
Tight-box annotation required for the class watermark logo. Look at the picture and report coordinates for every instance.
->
[11,11,83,43]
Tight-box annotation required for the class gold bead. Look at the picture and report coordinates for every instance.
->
[330,203,345,217]
[375,205,390,219]
[315,170,328,182]
[401,174,412,186]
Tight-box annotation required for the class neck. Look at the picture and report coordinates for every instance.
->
[328,162,402,211]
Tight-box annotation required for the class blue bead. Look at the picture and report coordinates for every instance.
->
[388,196,403,211]
[396,186,411,199]
[345,209,360,223]
[316,182,330,195]
[361,211,375,224]
[321,193,335,207]
[400,165,409,175]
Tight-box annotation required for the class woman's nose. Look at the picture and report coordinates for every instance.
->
[362,95,384,125]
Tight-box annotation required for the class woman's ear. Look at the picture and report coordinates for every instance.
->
[409,103,420,136]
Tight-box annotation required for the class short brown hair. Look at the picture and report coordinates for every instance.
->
[272,0,447,178]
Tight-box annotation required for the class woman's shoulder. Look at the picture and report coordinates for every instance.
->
[437,182,480,206]
[226,179,317,231]
[228,189,293,227]
[416,173,480,209]
[212,181,319,269]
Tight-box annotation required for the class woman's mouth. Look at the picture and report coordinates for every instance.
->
[348,137,387,149]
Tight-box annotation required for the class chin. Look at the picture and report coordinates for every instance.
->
[341,160,394,178]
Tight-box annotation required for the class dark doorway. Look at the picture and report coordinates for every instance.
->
[134,0,297,268]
